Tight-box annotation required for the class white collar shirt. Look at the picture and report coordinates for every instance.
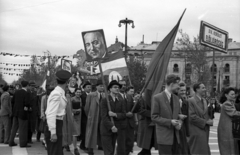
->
[165,89,172,102]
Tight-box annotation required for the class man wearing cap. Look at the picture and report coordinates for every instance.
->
[9,80,30,147]
[27,81,38,143]
[44,70,71,155]
[100,80,127,155]
[85,80,104,155]
[80,81,92,150]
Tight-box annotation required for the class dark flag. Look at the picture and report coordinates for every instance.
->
[142,9,186,109]
[217,70,221,94]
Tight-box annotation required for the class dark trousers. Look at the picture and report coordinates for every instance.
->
[36,117,42,140]
[45,120,63,155]
[125,124,134,155]
[116,128,126,155]
[9,117,28,147]
[101,133,117,155]
[80,117,87,148]
[158,131,179,155]
[0,115,10,143]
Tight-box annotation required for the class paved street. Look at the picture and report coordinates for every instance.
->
[0,113,220,155]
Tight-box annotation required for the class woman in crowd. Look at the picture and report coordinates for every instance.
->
[218,87,240,155]
[71,88,82,155]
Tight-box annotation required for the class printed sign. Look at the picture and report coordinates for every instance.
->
[199,21,228,53]
[61,59,72,73]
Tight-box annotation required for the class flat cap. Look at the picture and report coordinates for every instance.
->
[56,70,72,82]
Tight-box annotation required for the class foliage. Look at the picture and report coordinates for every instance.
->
[127,58,147,92]
[0,73,7,85]
[176,29,211,87]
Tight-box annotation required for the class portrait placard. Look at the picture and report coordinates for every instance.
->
[61,59,72,73]
[82,29,108,62]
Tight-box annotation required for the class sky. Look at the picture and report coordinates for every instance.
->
[0,0,240,84]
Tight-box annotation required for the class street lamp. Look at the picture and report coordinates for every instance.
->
[118,18,135,58]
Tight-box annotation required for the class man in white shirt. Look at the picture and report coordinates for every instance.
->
[44,70,71,155]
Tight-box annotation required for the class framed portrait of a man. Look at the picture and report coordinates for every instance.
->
[61,59,72,73]
[82,29,108,62]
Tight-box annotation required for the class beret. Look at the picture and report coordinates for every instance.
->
[56,70,72,82]
[82,81,91,88]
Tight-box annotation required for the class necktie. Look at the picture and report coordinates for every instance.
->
[170,95,173,111]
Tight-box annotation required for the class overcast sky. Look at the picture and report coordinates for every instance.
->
[0,0,239,83]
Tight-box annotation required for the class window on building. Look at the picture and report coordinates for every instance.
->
[224,63,230,73]
[185,63,191,74]
[173,64,179,73]
[211,64,217,73]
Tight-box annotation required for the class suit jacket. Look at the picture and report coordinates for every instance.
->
[12,89,30,120]
[100,94,126,136]
[80,91,88,122]
[151,91,181,145]
[0,92,12,116]
[124,94,137,128]
[188,95,211,155]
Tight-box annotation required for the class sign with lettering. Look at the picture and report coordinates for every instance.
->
[85,75,99,80]
[199,21,228,53]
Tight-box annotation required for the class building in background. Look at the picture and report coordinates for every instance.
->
[128,38,240,93]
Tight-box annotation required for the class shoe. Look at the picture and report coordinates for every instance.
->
[87,148,94,155]
[20,145,31,148]
[80,145,87,151]
[74,148,80,155]
[9,143,17,147]
[36,139,40,142]
[138,149,151,155]
[4,142,9,144]
[64,145,70,151]
[98,146,103,150]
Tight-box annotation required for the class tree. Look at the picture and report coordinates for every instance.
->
[176,29,212,88]
[0,73,7,85]
[127,58,147,92]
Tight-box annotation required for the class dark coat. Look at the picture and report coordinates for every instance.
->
[151,92,181,145]
[80,91,88,123]
[100,94,127,136]
[12,89,30,120]
[188,95,211,155]
[28,90,38,131]
[137,97,158,149]
[180,97,189,137]
[125,94,138,128]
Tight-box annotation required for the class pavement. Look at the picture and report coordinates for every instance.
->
[0,113,220,155]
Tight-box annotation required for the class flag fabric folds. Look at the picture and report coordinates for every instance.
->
[142,9,186,108]
[95,51,129,79]
[40,70,50,91]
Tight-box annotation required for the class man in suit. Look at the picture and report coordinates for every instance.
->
[125,86,139,155]
[0,85,12,144]
[100,80,127,155]
[27,81,38,143]
[85,80,104,155]
[188,83,213,155]
[80,81,92,151]
[9,80,30,147]
[151,74,183,155]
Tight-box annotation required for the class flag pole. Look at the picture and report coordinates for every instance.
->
[98,59,115,125]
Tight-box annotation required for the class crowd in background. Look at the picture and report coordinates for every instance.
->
[1,72,240,155]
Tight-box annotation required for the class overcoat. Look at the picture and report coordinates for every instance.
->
[137,96,158,150]
[28,90,38,132]
[84,91,102,149]
[188,95,211,155]
[218,101,240,155]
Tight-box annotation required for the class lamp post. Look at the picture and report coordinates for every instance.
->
[118,18,135,59]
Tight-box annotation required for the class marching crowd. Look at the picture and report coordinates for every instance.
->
[0,70,240,155]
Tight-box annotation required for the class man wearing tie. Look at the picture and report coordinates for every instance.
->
[85,80,104,155]
[151,74,184,155]
[188,83,212,155]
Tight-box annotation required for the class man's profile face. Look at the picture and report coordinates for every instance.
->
[127,89,134,96]
[119,81,126,93]
[197,84,206,96]
[84,32,106,59]
[96,85,104,92]
[170,80,180,94]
